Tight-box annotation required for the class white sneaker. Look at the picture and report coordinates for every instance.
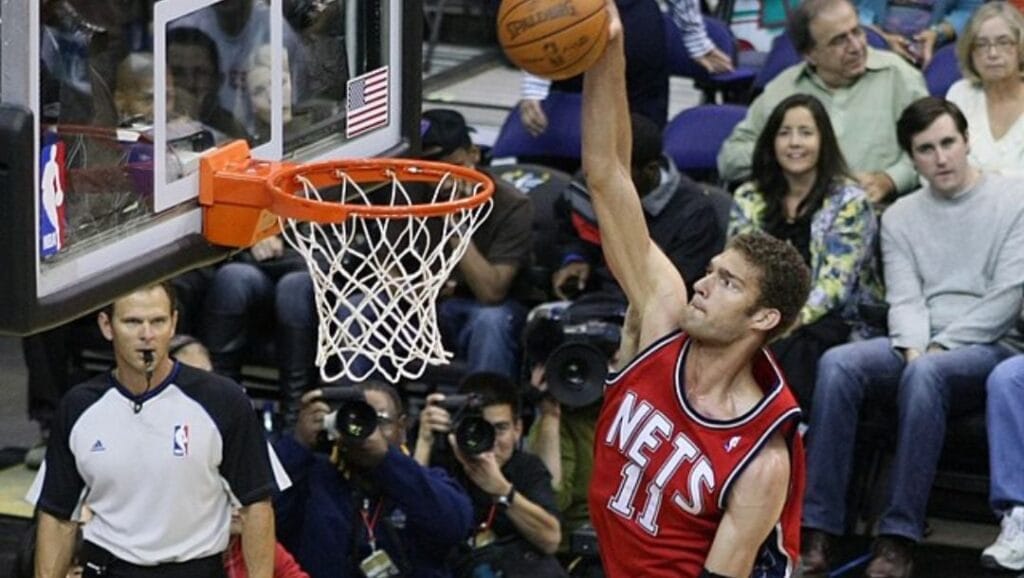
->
[982,506,1024,571]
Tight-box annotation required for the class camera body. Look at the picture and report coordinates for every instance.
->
[433,393,496,455]
[524,296,626,408]
[319,386,379,440]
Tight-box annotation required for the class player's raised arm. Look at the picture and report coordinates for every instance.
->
[581,2,689,332]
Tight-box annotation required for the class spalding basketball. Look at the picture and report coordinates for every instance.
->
[497,0,609,81]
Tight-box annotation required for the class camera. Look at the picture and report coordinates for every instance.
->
[431,393,495,455]
[319,386,380,440]
[524,295,626,408]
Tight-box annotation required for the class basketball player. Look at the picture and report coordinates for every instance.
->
[582,3,811,577]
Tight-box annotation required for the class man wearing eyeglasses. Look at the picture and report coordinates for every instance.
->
[718,0,928,205]
[272,382,474,578]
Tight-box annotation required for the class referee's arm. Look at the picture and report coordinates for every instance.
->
[35,510,78,578]
[240,498,275,578]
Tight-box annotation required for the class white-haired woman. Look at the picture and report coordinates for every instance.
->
[947,2,1024,176]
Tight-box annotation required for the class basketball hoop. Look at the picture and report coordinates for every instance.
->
[200,140,494,383]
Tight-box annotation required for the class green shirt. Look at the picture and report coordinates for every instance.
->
[526,402,599,552]
[717,49,928,195]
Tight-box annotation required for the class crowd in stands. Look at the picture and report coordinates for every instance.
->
[22,0,1024,577]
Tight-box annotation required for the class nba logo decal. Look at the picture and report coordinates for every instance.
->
[39,135,68,258]
[173,424,190,457]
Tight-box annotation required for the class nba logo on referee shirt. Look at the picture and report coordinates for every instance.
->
[173,424,190,456]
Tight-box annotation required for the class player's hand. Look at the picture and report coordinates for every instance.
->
[552,261,591,300]
[295,389,331,448]
[250,235,284,262]
[856,171,896,204]
[518,99,549,137]
[449,434,511,497]
[417,393,453,447]
[695,47,734,74]
[605,0,623,41]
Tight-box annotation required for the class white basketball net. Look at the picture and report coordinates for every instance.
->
[278,166,493,384]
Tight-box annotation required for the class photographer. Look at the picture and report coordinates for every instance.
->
[550,113,721,302]
[526,304,641,559]
[414,373,563,575]
[272,382,473,578]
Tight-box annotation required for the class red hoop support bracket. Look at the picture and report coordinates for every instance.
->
[198,139,495,248]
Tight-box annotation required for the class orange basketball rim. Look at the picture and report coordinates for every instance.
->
[198,139,495,248]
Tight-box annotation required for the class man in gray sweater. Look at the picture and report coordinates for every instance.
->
[799,97,1024,578]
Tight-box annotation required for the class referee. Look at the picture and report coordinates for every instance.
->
[33,282,278,578]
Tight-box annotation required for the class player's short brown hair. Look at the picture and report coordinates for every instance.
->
[727,233,811,342]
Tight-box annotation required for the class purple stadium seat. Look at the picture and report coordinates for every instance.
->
[663,104,747,181]
[491,91,582,160]
[664,14,756,103]
[924,43,962,96]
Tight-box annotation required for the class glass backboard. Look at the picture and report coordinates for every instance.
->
[0,0,422,335]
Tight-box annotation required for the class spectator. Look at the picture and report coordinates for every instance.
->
[517,0,668,174]
[981,353,1024,572]
[550,113,722,302]
[201,234,308,427]
[423,109,534,379]
[113,52,156,128]
[273,382,473,578]
[801,98,1024,578]
[167,26,248,144]
[665,0,736,74]
[525,304,642,559]
[857,0,981,67]
[170,0,305,138]
[947,2,1024,177]
[729,93,881,409]
[224,508,310,578]
[32,282,279,578]
[169,333,214,371]
[718,0,928,203]
[517,0,735,142]
[414,373,563,575]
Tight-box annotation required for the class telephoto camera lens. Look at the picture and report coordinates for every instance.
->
[454,415,496,455]
[437,394,496,455]
[320,386,379,440]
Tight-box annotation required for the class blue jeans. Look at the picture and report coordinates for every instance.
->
[803,337,1012,541]
[988,354,1024,514]
[438,297,526,379]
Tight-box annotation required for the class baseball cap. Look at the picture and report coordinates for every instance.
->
[421,109,475,160]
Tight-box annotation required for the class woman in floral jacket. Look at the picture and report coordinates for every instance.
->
[729,94,882,410]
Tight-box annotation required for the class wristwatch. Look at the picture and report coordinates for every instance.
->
[495,485,516,510]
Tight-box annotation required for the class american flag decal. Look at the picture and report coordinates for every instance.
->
[345,66,390,138]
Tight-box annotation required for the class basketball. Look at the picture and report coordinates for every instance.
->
[497,0,610,81]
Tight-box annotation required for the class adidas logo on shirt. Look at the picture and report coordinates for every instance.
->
[90,440,105,452]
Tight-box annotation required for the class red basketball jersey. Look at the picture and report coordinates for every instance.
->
[588,331,805,578]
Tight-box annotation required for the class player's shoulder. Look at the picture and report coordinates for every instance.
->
[731,433,790,502]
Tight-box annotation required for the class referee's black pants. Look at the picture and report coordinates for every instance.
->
[81,542,225,578]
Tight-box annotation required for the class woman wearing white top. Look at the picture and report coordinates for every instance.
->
[946,2,1024,176]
